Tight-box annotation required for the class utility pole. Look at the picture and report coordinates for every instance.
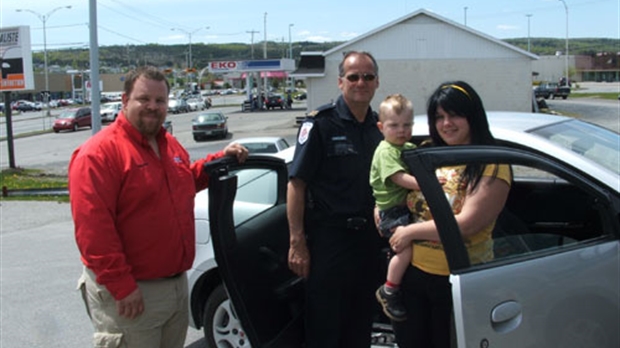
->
[263,12,268,98]
[464,6,468,26]
[526,14,533,52]
[559,0,569,84]
[246,30,259,59]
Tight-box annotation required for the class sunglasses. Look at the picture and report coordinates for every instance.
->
[343,73,376,82]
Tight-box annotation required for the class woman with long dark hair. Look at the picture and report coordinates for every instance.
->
[389,81,512,347]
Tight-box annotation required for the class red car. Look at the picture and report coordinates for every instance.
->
[52,107,92,133]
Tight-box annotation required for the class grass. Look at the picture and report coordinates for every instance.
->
[0,167,69,202]
[570,92,619,100]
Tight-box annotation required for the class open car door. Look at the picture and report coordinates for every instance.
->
[206,155,304,348]
[404,145,620,348]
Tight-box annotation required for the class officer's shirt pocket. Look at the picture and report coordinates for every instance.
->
[328,136,358,157]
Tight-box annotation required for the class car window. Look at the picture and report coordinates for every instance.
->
[530,119,620,175]
[467,163,613,268]
[58,111,76,119]
[229,168,279,225]
[244,143,278,154]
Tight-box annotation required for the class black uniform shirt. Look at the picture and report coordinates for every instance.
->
[289,95,383,218]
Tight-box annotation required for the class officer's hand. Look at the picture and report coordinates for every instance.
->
[116,288,144,319]
[223,142,249,163]
[288,240,310,279]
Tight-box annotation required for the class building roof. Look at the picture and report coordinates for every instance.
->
[291,9,537,78]
[324,9,538,60]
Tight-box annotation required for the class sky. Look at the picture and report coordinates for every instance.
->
[2,0,618,52]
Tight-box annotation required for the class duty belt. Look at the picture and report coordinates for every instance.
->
[346,216,369,230]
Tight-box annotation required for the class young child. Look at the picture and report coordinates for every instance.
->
[370,94,419,322]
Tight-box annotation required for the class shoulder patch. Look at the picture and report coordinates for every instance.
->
[298,122,314,145]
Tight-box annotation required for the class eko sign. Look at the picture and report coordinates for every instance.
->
[208,59,294,73]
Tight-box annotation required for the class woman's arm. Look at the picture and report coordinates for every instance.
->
[389,176,510,253]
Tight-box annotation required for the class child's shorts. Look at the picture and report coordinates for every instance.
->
[378,205,411,238]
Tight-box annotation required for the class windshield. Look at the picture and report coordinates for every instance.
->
[58,111,76,119]
[102,104,119,110]
[531,119,620,175]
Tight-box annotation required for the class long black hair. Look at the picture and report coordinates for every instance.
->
[426,81,497,191]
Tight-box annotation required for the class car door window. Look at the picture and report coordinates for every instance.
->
[479,164,613,266]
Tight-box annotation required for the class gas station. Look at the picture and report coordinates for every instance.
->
[207,58,295,111]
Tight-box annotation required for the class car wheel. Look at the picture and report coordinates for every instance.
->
[73,123,78,132]
[53,129,59,133]
[203,284,252,348]
[550,93,555,100]
[562,95,568,100]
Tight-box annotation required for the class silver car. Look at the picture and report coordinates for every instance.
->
[190,112,619,348]
[231,137,291,154]
[100,102,122,123]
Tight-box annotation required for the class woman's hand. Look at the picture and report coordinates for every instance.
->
[389,225,414,253]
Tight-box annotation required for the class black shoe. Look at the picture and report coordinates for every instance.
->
[375,285,407,322]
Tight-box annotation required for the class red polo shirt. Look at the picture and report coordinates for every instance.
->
[69,113,224,300]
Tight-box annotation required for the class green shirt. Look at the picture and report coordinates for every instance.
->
[370,140,416,211]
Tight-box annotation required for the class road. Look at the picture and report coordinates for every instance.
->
[0,96,616,348]
[545,98,619,133]
[0,95,305,174]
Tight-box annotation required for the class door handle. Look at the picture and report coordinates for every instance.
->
[491,300,522,333]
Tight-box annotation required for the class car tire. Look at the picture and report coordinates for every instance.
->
[73,123,78,132]
[202,284,251,348]
[53,129,59,133]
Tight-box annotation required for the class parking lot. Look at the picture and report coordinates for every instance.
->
[0,89,617,348]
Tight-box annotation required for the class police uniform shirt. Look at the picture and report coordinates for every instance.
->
[289,95,383,218]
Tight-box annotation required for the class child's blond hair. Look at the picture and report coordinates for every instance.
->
[379,94,413,122]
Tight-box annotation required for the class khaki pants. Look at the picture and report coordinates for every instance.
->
[77,267,189,348]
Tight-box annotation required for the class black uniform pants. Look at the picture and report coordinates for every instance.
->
[304,220,385,348]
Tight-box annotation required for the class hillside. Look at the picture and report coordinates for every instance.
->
[39,38,618,73]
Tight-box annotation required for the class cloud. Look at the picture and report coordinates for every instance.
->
[339,31,359,39]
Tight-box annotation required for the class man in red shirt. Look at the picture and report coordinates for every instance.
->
[70,66,248,348]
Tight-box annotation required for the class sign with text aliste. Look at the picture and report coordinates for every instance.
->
[0,26,34,92]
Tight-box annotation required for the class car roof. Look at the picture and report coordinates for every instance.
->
[414,111,619,192]
[412,111,570,136]
[233,137,286,144]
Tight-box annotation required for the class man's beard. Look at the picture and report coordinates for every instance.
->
[137,110,164,137]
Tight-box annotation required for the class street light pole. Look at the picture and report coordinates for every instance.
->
[246,30,259,59]
[464,6,468,26]
[288,24,294,59]
[171,27,209,70]
[16,5,72,116]
[559,0,569,84]
[526,14,533,52]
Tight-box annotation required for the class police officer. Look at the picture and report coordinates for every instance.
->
[287,51,386,348]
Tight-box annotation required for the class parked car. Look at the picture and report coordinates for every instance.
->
[190,111,619,348]
[191,111,228,141]
[294,92,307,100]
[168,98,190,114]
[100,102,122,123]
[232,137,290,154]
[265,94,285,110]
[12,100,36,112]
[186,98,205,112]
[534,82,571,100]
[52,107,92,132]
